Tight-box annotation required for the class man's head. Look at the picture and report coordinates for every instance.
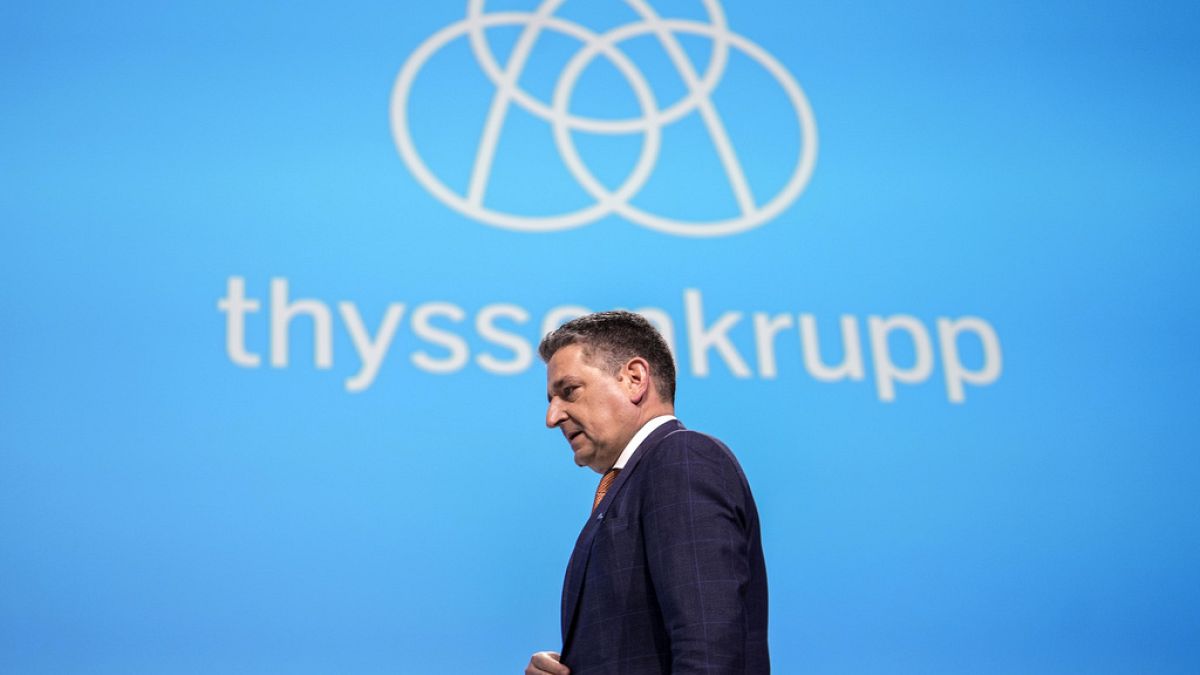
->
[540,311,677,473]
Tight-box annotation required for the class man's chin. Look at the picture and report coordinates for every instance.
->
[574,447,609,473]
[575,453,614,474]
[572,448,591,468]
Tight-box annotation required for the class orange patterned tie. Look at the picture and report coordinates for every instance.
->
[592,468,621,512]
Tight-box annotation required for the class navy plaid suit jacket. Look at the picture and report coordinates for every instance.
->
[559,420,770,674]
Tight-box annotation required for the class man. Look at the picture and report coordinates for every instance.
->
[525,311,769,675]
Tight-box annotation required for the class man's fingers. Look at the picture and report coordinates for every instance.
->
[525,651,569,675]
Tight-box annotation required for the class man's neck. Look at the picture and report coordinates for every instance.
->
[635,402,674,429]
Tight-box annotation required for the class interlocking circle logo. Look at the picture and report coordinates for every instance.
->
[390,0,818,237]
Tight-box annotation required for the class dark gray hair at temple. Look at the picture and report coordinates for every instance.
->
[538,310,677,404]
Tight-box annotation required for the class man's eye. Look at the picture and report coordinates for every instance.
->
[563,386,577,399]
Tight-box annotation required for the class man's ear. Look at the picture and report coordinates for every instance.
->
[624,357,652,405]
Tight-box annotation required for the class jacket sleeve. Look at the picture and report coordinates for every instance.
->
[641,432,754,673]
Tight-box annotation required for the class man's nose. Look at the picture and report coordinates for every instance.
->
[546,400,566,429]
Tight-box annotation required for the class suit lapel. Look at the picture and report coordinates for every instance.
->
[560,419,685,650]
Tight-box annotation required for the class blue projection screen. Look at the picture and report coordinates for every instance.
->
[2,1,1198,673]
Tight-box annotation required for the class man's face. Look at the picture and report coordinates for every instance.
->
[545,343,641,473]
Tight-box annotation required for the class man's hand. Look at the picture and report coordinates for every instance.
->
[525,650,569,675]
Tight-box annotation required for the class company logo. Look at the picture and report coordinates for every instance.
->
[389,0,818,237]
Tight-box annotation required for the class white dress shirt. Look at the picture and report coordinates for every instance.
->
[612,415,677,470]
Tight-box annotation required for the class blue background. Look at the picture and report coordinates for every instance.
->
[2,1,1198,672]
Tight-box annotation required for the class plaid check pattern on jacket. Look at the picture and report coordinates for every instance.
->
[560,420,770,674]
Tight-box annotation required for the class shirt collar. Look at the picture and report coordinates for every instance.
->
[612,415,677,470]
